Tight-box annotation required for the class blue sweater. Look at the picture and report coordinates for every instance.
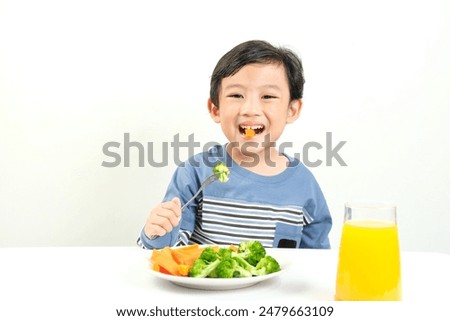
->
[138,144,332,249]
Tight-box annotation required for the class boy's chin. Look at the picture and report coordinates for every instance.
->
[233,144,268,157]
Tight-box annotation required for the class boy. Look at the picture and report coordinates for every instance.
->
[138,40,332,249]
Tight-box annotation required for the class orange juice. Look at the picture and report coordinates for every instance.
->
[335,219,401,300]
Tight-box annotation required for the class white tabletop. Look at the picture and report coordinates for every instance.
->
[0,247,449,320]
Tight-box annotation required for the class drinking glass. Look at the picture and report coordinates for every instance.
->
[335,201,401,301]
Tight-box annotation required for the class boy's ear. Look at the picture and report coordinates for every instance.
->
[207,98,221,123]
[286,99,302,124]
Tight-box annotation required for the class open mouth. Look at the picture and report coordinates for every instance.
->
[239,125,265,136]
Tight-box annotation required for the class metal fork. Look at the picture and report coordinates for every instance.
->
[147,174,218,240]
[181,174,218,210]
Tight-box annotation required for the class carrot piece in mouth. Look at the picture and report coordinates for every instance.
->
[245,128,255,139]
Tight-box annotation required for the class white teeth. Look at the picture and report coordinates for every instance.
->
[240,125,264,129]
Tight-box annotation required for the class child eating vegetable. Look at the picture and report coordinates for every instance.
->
[138,40,332,249]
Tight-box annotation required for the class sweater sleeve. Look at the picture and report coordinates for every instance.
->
[300,186,333,249]
[136,160,201,249]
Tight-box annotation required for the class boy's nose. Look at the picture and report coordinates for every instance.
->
[240,98,262,116]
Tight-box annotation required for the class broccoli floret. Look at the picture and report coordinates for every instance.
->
[189,246,221,278]
[189,258,221,278]
[199,246,220,262]
[217,247,233,260]
[207,268,218,278]
[188,242,280,278]
[253,255,281,276]
[231,253,256,274]
[213,162,230,183]
[199,247,233,278]
[232,249,281,276]
[236,240,266,266]
[216,258,253,278]
[189,246,232,278]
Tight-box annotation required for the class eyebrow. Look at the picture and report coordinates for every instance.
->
[223,84,282,91]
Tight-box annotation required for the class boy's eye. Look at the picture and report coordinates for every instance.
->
[262,95,277,99]
[228,94,243,98]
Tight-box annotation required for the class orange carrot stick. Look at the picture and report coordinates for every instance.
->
[177,264,191,276]
[245,128,255,139]
[151,247,181,276]
[170,245,204,265]
[151,244,223,277]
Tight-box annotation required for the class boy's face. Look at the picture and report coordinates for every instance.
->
[208,63,301,156]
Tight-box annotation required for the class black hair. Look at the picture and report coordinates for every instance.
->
[210,40,305,106]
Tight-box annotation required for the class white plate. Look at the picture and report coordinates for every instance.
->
[148,247,291,290]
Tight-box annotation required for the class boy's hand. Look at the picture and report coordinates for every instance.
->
[144,197,181,239]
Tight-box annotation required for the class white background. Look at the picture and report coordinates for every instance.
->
[1,0,449,253]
